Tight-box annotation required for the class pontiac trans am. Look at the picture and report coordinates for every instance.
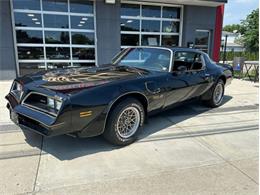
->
[6,47,232,145]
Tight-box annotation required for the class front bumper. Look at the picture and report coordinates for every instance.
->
[6,94,68,137]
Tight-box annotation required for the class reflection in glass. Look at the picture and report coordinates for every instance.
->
[45,31,69,44]
[42,0,68,12]
[44,14,69,28]
[70,0,93,14]
[46,47,70,59]
[70,16,94,30]
[72,48,95,60]
[141,35,160,46]
[18,47,44,59]
[142,20,160,32]
[162,21,179,33]
[121,34,139,46]
[16,30,43,43]
[162,7,180,19]
[71,32,95,45]
[162,35,179,46]
[121,4,140,16]
[142,5,160,18]
[47,63,70,69]
[121,19,139,31]
[14,13,42,27]
[19,63,45,76]
[13,0,40,10]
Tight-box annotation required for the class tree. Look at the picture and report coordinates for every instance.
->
[240,9,259,52]
[223,24,242,33]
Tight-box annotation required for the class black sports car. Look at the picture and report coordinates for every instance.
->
[6,47,232,145]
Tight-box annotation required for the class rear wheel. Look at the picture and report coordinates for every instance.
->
[204,79,225,108]
[103,98,144,146]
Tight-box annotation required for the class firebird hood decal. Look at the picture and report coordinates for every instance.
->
[38,66,147,91]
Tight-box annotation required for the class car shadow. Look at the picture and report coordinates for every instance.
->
[22,94,257,161]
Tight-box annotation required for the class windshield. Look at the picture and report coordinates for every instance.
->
[112,48,171,72]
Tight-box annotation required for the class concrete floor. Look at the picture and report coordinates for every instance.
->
[0,79,258,195]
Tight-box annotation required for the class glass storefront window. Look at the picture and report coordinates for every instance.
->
[141,35,160,46]
[121,4,140,17]
[18,47,44,59]
[46,47,70,60]
[162,35,179,46]
[71,32,95,45]
[72,48,95,60]
[19,63,45,75]
[162,7,180,19]
[13,0,40,10]
[45,31,69,44]
[47,62,70,69]
[120,19,139,32]
[70,0,93,14]
[12,0,96,76]
[194,30,210,53]
[42,0,68,12]
[70,16,94,30]
[142,5,160,18]
[162,21,179,33]
[14,13,42,27]
[16,30,43,43]
[120,3,182,48]
[141,20,160,32]
[121,34,139,46]
[44,14,69,28]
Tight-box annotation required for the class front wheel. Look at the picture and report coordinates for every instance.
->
[103,98,144,146]
[204,79,225,108]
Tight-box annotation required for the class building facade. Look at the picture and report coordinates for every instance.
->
[0,0,227,80]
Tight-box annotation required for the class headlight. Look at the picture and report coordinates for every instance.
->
[47,98,55,108]
[11,81,23,99]
[56,100,62,110]
[47,97,62,111]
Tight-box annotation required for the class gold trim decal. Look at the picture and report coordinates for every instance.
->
[80,111,92,117]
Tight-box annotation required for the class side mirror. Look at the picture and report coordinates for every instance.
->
[177,65,187,72]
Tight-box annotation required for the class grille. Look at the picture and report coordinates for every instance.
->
[22,92,61,117]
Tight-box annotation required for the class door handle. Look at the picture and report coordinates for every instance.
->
[204,73,210,80]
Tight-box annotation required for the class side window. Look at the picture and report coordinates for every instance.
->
[191,54,204,70]
[173,51,204,72]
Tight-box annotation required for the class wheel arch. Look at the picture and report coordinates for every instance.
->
[218,75,226,84]
[102,92,148,133]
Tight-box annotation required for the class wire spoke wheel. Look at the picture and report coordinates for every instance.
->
[116,106,141,139]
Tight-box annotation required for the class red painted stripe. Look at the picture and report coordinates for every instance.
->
[213,5,224,62]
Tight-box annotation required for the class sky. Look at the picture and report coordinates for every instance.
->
[223,0,259,26]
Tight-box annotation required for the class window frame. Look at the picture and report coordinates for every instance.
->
[171,50,206,73]
[10,0,97,76]
[120,1,183,49]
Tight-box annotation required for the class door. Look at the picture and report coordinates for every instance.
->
[194,30,211,54]
[164,51,212,107]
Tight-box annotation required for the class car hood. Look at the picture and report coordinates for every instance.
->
[20,65,149,93]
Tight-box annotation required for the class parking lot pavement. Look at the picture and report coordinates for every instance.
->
[0,79,258,195]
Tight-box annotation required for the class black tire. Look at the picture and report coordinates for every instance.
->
[103,98,145,146]
[203,79,225,108]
